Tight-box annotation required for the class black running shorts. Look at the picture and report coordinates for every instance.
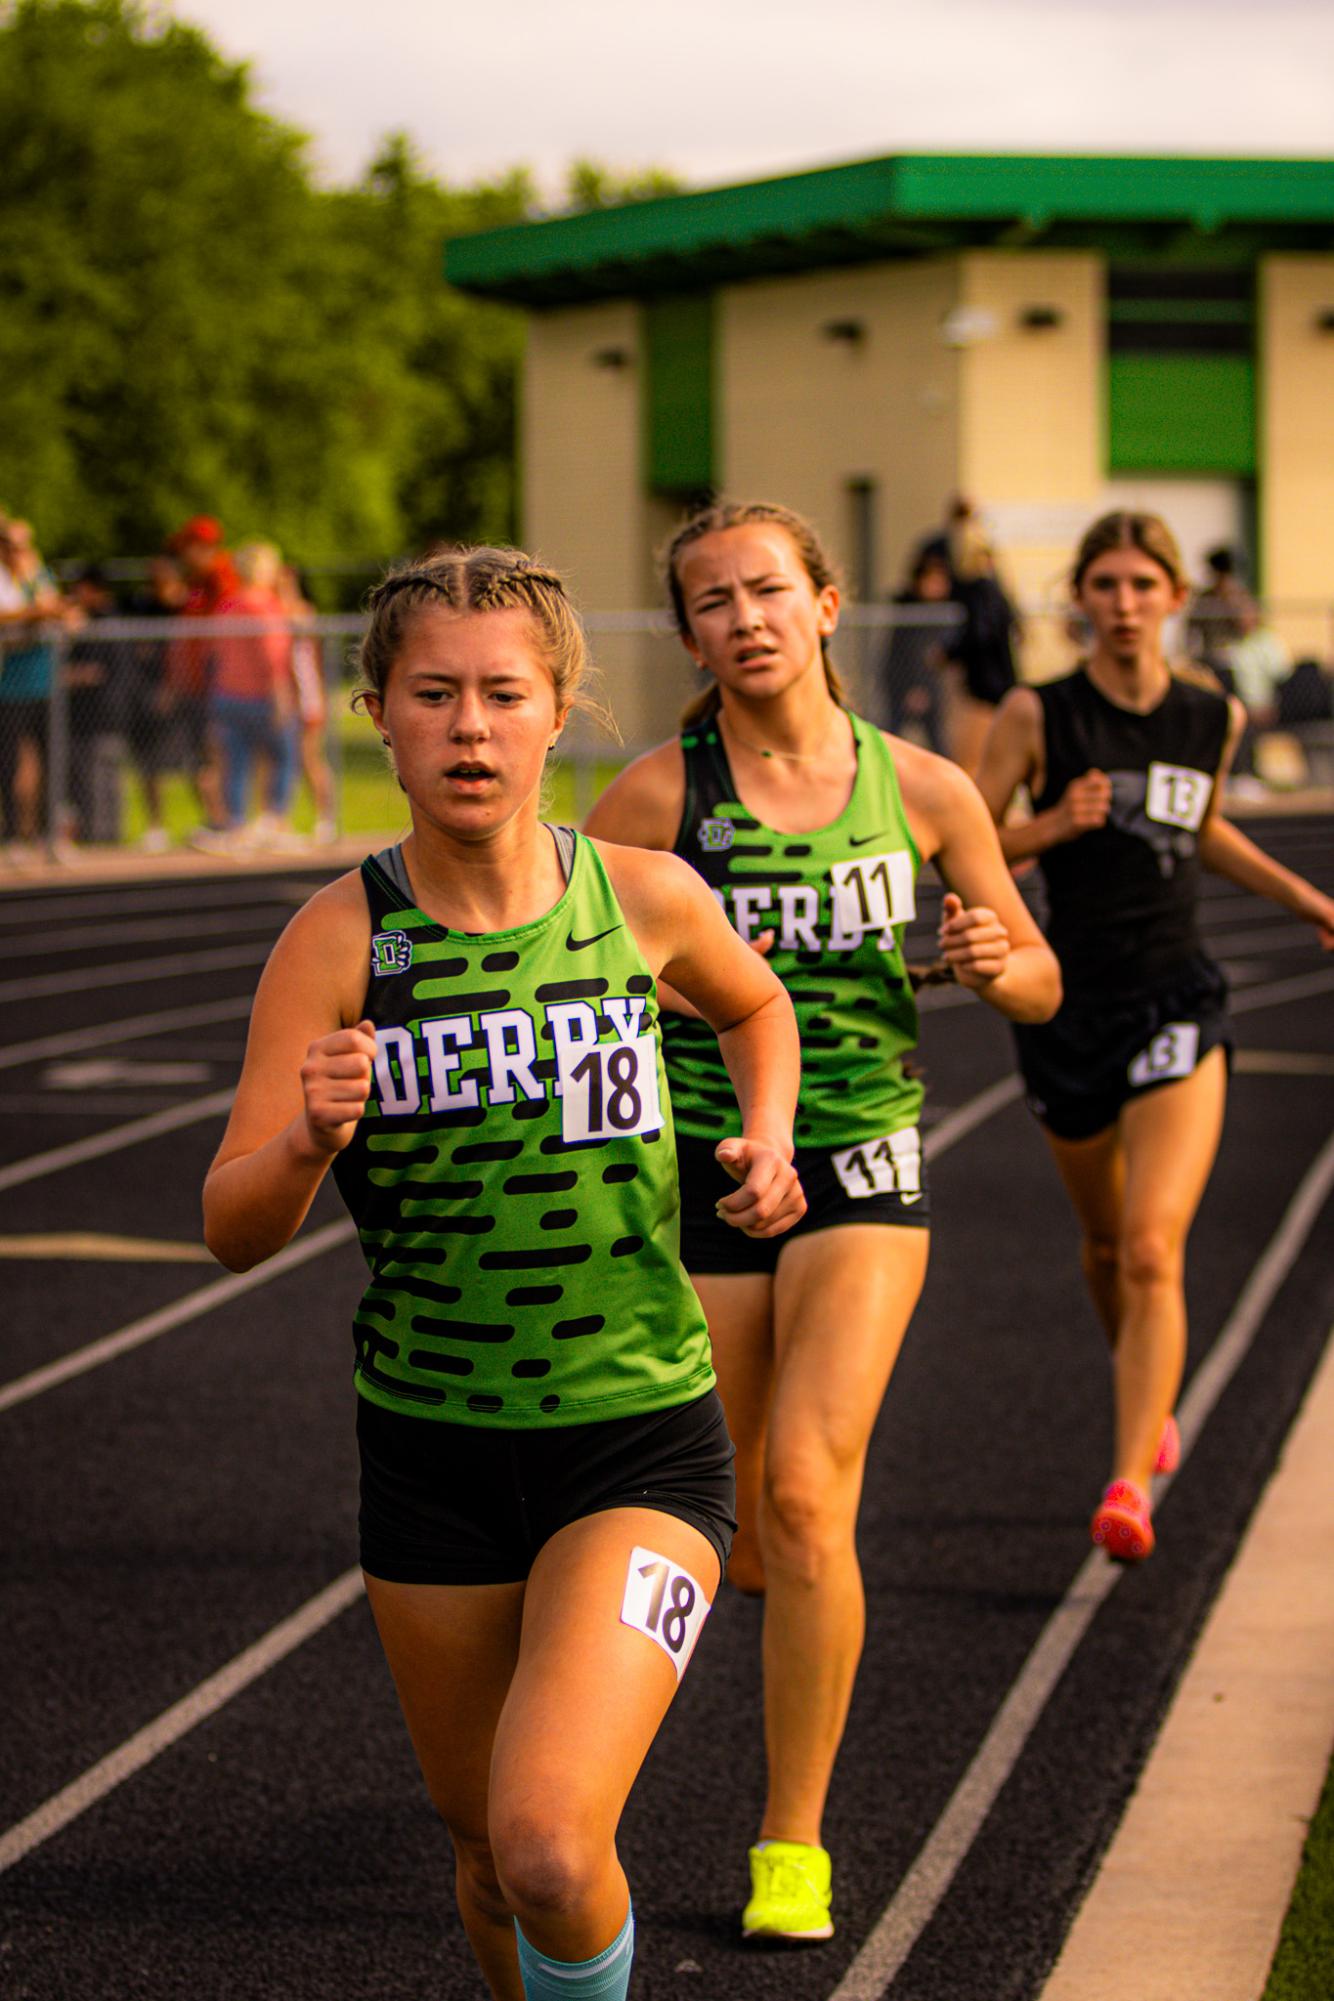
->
[675,1127,930,1277]
[1013,956,1232,1143]
[357,1388,736,1586]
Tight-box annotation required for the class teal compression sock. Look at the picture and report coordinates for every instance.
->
[514,1904,634,1999]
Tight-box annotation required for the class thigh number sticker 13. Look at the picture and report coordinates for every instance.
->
[620,1546,711,1680]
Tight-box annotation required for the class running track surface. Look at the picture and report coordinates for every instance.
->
[2,822,1332,2001]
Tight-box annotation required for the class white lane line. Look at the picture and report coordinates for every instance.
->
[0,996,253,1072]
[924,1075,1023,1158]
[1235,1050,1334,1076]
[0,879,316,926]
[826,1126,1334,2001]
[0,1234,217,1263]
[1206,924,1332,958]
[0,1568,365,1877]
[0,944,270,1006]
[0,1089,234,1194]
[1229,966,1334,1014]
[0,1218,356,1414]
[0,909,285,958]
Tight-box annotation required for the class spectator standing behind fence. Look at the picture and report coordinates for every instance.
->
[0,516,79,864]
[164,515,233,843]
[195,540,299,853]
[1185,546,1249,671]
[876,549,953,753]
[275,562,336,844]
[125,555,187,853]
[63,564,123,847]
[1222,598,1291,794]
[944,514,1019,777]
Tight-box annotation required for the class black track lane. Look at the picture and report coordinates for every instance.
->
[1,822,1331,2000]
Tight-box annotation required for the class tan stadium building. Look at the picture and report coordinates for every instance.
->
[445,154,1334,740]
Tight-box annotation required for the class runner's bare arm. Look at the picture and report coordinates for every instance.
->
[585,740,717,1015]
[583,740,686,850]
[975,687,1111,860]
[898,744,1061,1022]
[598,841,805,1236]
[203,876,373,1270]
[1199,711,1334,945]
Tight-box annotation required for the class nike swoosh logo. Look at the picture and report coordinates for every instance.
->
[847,831,888,847]
[899,1191,923,1205]
[566,925,622,952]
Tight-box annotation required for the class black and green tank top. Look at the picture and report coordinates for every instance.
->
[331,830,713,1428]
[666,711,923,1148]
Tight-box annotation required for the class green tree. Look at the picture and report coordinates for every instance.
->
[0,0,682,576]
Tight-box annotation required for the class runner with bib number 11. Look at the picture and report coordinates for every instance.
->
[976,510,1334,1565]
[585,500,1060,1946]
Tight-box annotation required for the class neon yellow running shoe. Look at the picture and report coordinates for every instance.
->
[742,1840,834,1942]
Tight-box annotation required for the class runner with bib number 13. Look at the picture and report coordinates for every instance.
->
[585,500,1060,1947]
[976,509,1334,1566]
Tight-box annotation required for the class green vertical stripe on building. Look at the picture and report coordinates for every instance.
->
[643,292,715,493]
[1108,353,1256,474]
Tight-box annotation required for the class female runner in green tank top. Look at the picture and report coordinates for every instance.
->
[203,549,805,2001]
[585,502,1061,1945]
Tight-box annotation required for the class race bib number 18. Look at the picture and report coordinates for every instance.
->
[620,1545,711,1680]
[558,1034,662,1143]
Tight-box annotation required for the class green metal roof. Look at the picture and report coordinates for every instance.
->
[444,154,1334,306]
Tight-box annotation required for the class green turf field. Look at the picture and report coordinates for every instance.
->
[116,703,627,845]
[1263,1752,1334,2000]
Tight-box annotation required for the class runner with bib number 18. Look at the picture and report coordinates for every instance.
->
[976,510,1334,1565]
[203,547,807,2001]
[585,500,1061,1947]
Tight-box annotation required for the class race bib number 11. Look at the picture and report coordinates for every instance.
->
[829,850,916,941]
[831,1127,923,1201]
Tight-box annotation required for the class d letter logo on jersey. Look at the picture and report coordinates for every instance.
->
[697,818,735,853]
[371,930,414,977]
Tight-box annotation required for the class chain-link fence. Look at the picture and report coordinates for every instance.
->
[2,605,1332,863]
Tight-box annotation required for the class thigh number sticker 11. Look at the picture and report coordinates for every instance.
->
[620,1546,711,1679]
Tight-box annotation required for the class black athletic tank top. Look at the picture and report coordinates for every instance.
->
[1033,668,1230,1002]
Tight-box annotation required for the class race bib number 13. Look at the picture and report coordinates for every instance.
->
[1128,1021,1200,1087]
[558,1034,662,1143]
[1146,762,1211,832]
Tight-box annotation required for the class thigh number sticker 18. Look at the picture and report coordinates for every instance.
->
[620,1546,711,1680]
[830,1126,923,1201]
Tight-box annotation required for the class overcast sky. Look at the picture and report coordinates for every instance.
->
[181,0,1334,194]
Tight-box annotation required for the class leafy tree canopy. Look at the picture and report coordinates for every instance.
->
[0,0,679,588]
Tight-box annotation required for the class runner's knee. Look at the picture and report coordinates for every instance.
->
[760,1453,860,1573]
[1119,1224,1183,1292]
[450,1828,510,1926]
[489,1805,606,1925]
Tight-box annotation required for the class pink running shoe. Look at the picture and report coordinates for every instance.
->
[1154,1415,1181,1476]
[1091,1479,1155,1562]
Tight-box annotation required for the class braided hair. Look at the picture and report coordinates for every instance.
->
[356,547,598,724]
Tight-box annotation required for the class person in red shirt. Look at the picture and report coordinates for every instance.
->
[163,516,233,835]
